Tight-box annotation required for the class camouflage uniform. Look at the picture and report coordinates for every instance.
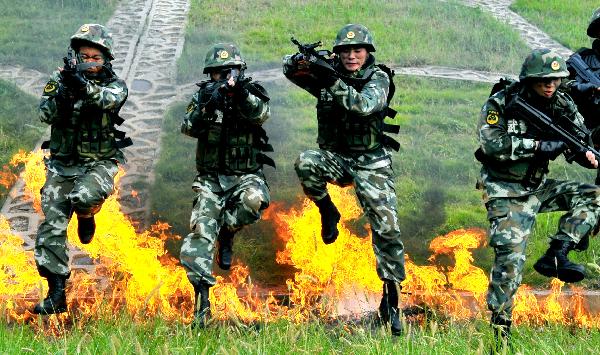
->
[565,8,600,183]
[179,43,272,287]
[477,49,600,325]
[283,24,405,284]
[35,24,129,278]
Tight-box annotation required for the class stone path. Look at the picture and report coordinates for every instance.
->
[456,0,572,58]
[0,0,579,273]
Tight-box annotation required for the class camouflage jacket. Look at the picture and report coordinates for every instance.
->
[283,54,393,168]
[477,81,587,199]
[181,79,271,184]
[565,39,600,130]
[39,70,128,175]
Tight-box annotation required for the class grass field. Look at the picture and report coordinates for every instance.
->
[512,0,598,51]
[0,0,117,74]
[177,0,530,83]
[0,80,44,203]
[2,315,600,354]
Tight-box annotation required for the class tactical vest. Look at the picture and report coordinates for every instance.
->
[476,80,587,186]
[42,95,131,162]
[316,64,399,152]
[194,82,275,174]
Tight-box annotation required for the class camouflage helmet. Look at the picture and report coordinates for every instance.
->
[587,7,600,38]
[332,24,375,53]
[70,24,114,60]
[203,43,246,74]
[519,48,569,80]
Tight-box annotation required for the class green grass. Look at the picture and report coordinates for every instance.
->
[0,80,45,203]
[176,0,530,83]
[512,0,598,51]
[2,315,600,353]
[0,0,117,73]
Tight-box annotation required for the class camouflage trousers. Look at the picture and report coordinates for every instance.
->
[180,173,270,286]
[35,159,119,277]
[294,149,405,283]
[485,178,600,322]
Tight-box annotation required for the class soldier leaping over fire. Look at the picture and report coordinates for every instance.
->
[33,24,131,315]
[283,24,404,336]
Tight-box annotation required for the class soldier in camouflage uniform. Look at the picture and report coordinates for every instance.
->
[476,48,600,345]
[565,7,600,186]
[179,43,273,328]
[283,24,404,336]
[33,24,130,315]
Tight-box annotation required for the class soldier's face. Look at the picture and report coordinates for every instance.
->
[530,78,561,99]
[79,46,105,74]
[339,47,368,72]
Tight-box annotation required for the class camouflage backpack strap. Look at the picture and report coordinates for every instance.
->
[254,126,276,169]
[489,77,515,98]
[376,64,400,151]
[377,63,397,119]
[109,95,133,149]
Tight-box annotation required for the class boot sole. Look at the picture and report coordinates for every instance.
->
[322,230,339,245]
[533,259,557,278]
[32,306,67,315]
[557,267,585,283]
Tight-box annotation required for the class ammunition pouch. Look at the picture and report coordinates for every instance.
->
[475,148,547,188]
[195,116,275,174]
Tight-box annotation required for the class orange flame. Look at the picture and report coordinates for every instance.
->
[2,150,600,329]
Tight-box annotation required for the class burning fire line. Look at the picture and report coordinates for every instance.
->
[1,150,600,331]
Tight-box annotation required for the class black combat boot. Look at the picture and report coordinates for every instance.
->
[215,228,235,270]
[191,281,211,329]
[490,313,511,353]
[77,215,96,244]
[314,195,341,244]
[32,273,68,315]
[533,239,585,283]
[378,280,403,336]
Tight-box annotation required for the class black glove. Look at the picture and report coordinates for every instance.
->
[233,84,249,100]
[567,146,598,169]
[574,82,597,95]
[291,53,306,64]
[61,68,88,91]
[535,140,567,161]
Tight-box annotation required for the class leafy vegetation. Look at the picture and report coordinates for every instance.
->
[512,0,598,50]
[0,0,117,73]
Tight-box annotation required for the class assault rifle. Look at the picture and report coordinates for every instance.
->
[202,68,269,115]
[290,37,383,89]
[509,95,600,162]
[567,52,600,104]
[290,37,335,68]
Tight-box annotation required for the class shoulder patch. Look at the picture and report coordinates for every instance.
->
[43,81,59,95]
[186,102,196,113]
[486,110,499,124]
